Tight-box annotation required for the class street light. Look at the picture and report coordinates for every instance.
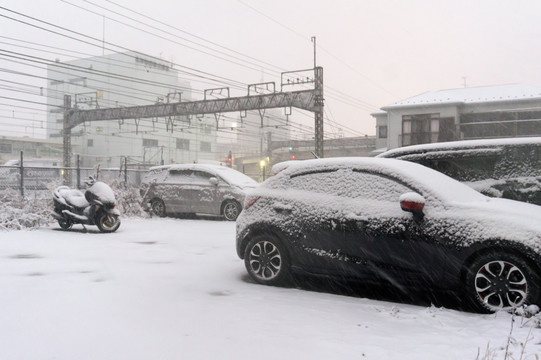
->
[259,159,266,181]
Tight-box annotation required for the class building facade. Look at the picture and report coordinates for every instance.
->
[0,136,68,164]
[373,84,541,151]
[46,51,217,168]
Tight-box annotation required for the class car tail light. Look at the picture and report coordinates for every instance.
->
[244,195,260,210]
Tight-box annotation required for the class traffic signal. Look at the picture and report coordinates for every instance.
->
[288,146,296,160]
[226,151,232,167]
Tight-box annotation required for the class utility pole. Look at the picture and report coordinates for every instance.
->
[312,36,324,158]
[62,95,72,185]
[312,36,317,69]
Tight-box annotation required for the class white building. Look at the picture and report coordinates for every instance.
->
[46,51,217,167]
[373,84,541,151]
[215,107,292,165]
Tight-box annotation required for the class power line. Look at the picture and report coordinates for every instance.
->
[0,6,248,88]
[54,2,380,114]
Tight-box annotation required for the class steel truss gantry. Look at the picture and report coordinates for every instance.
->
[63,67,324,173]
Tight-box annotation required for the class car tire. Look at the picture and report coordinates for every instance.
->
[244,235,290,286]
[150,199,166,217]
[464,252,541,313]
[222,200,241,221]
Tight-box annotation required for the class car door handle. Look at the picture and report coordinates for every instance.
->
[273,205,292,214]
[343,217,368,231]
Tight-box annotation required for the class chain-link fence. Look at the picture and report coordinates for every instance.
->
[0,154,149,197]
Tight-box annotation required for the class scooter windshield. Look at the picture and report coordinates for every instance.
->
[87,182,116,204]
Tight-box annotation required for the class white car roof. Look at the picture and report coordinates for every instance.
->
[148,163,257,187]
[377,137,541,159]
[271,157,486,204]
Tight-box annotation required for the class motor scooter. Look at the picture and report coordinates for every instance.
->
[52,177,121,233]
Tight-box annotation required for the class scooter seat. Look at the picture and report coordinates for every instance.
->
[58,188,90,209]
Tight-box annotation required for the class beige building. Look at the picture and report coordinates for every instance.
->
[373,84,541,151]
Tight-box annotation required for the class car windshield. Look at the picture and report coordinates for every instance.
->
[213,167,257,188]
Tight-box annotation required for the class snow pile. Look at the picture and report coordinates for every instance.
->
[1,218,541,359]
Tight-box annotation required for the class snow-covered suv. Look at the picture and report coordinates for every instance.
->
[140,164,257,220]
[377,137,541,206]
[236,157,541,313]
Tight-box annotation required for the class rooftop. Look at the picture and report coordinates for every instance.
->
[382,84,541,110]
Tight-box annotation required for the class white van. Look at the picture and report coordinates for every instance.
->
[377,137,541,205]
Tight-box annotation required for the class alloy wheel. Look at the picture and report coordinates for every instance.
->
[248,240,282,282]
[474,260,528,311]
[223,201,240,221]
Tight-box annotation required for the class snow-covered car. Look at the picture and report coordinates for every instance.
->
[376,137,541,206]
[140,164,257,220]
[236,157,541,313]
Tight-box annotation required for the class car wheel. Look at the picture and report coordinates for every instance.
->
[222,200,241,221]
[244,235,290,286]
[151,199,166,217]
[96,213,121,233]
[464,252,540,313]
[58,218,72,230]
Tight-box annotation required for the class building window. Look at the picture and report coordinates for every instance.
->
[176,138,190,150]
[0,143,12,153]
[143,138,159,147]
[402,114,455,146]
[460,110,541,140]
[378,126,388,139]
[200,141,211,152]
[87,139,94,147]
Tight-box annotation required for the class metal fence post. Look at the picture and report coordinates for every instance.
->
[76,154,81,189]
[19,151,24,197]
[124,156,128,187]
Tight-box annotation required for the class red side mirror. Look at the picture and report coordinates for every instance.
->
[399,192,425,214]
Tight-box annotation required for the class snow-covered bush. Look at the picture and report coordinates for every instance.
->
[0,180,148,231]
[0,188,52,231]
[108,179,149,218]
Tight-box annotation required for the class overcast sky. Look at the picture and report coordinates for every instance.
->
[2,0,541,139]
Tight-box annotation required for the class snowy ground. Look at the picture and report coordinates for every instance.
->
[1,218,540,360]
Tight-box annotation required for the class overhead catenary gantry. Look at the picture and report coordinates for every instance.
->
[62,67,324,173]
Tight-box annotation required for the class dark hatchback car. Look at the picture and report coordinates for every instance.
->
[376,137,541,206]
[236,157,541,313]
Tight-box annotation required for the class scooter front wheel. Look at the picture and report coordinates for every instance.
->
[96,213,121,233]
